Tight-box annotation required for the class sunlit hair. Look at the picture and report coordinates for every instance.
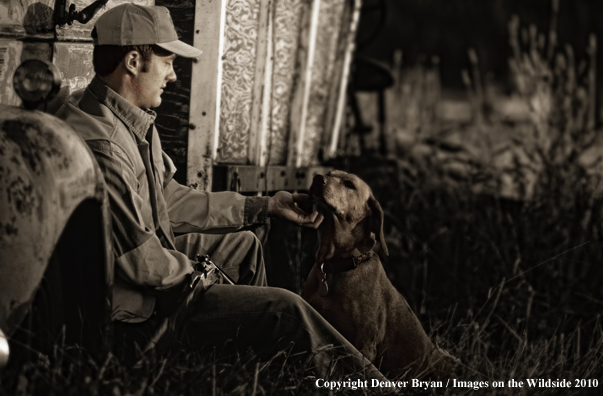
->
[91,28,155,76]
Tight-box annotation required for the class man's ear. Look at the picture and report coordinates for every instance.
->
[123,50,142,76]
[367,195,389,256]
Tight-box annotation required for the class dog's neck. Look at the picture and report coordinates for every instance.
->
[315,212,375,266]
[321,251,374,274]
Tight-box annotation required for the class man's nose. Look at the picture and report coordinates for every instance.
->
[168,65,177,83]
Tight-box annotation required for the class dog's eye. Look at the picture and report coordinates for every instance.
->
[344,180,356,190]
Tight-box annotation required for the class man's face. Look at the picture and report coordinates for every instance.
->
[132,47,177,109]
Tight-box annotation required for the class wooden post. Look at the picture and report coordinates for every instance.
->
[187,0,227,191]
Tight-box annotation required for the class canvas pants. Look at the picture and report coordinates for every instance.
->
[122,231,387,380]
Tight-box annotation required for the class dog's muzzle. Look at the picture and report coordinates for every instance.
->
[310,174,342,215]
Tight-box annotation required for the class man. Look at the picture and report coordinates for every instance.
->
[57,3,386,380]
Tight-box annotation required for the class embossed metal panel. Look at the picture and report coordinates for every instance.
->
[266,0,305,165]
[216,0,262,164]
[53,43,94,93]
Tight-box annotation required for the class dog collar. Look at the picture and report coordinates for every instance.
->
[321,251,374,274]
[318,252,374,297]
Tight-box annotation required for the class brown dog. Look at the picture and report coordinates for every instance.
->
[303,170,451,380]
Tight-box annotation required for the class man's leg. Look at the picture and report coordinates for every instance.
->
[185,284,387,381]
[174,232,387,380]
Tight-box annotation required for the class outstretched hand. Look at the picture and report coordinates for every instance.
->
[268,191,324,228]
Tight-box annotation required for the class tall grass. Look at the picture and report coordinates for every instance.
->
[347,1,603,393]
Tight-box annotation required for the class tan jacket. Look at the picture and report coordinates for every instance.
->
[56,77,269,322]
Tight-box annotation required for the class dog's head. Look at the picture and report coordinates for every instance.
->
[310,170,389,261]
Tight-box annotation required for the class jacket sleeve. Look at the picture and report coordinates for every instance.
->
[161,152,270,234]
[88,140,193,290]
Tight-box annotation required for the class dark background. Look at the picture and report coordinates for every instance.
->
[356,0,602,90]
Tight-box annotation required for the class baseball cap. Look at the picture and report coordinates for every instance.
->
[92,3,202,58]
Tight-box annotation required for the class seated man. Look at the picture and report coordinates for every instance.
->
[57,3,386,380]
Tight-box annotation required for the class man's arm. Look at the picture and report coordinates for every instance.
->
[164,178,270,234]
[164,176,322,233]
[90,141,193,289]
[161,152,321,232]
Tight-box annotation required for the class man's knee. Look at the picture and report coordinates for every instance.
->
[236,230,261,250]
[263,288,316,319]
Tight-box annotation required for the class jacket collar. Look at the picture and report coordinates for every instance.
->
[87,76,157,141]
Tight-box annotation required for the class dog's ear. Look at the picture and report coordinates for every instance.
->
[367,195,389,256]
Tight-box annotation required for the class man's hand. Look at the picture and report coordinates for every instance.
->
[268,191,324,228]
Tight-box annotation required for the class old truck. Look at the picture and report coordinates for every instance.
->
[0,0,363,366]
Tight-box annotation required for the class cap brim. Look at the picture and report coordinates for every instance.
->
[156,40,202,58]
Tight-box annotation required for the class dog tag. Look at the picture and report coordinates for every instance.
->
[320,279,329,297]
[320,266,328,296]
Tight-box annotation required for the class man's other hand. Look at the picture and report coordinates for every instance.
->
[268,191,324,228]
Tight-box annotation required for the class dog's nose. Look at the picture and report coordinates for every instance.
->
[313,174,327,185]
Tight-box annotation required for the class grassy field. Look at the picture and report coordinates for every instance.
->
[340,152,603,395]
[1,149,602,395]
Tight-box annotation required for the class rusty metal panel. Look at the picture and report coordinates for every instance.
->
[301,0,346,166]
[55,0,154,42]
[21,41,53,63]
[0,39,23,106]
[266,0,305,165]
[216,0,262,164]
[212,164,333,193]
[0,0,55,40]
[0,105,104,335]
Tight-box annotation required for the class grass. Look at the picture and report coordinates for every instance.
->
[3,149,602,395]
[333,152,603,395]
